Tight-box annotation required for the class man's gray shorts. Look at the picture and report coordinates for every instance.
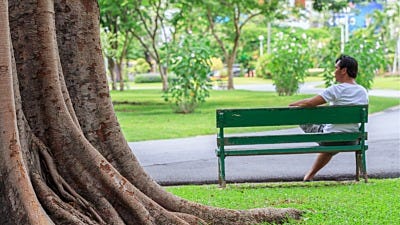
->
[300,124,358,146]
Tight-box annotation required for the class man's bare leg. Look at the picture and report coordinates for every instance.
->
[303,153,334,181]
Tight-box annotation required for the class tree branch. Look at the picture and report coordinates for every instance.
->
[206,8,227,56]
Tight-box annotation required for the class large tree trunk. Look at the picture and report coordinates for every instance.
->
[0,0,302,224]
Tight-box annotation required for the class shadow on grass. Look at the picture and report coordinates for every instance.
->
[226,180,363,190]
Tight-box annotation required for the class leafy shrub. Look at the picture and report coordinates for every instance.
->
[343,33,387,89]
[268,29,313,96]
[163,35,213,113]
[133,58,150,74]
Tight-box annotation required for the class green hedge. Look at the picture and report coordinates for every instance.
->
[134,73,177,83]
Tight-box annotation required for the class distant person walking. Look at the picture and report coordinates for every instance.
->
[289,55,368,181]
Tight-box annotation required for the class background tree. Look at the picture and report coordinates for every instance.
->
[190,0,282,90]
[99,0,134,91]
[0,0,301,224]
[369,1,400,74]
[129,0,174,91]
[312,0,348,12]
[100,27,133,91]
[100,27,118,90]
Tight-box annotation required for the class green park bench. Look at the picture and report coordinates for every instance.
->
[215,105,369,187]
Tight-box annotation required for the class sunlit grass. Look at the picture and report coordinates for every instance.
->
[372,75,400,90]
[166,178,400,225]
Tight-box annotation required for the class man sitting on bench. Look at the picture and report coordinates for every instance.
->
[289,55,369,181]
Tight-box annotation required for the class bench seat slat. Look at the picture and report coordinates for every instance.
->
[220,132,367,146]
[216,145,366,156]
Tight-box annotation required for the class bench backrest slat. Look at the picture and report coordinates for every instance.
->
[217,105,368,128]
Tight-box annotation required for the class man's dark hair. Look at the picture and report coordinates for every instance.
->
[335,55,358,78]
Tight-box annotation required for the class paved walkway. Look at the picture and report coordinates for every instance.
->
[129,83,400,185]
[236,81,400,98]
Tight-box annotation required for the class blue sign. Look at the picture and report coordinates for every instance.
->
[329,2,383,33]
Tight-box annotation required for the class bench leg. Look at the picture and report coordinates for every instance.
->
[218,155,226,188]
[355,152,361,181]
[361,150,368,183]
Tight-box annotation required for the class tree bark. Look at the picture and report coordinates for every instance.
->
[0,0,302,224]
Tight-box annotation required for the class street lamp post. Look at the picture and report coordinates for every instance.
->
[258,35,264,56]
[340,7,351,53]
[267,22,271,54]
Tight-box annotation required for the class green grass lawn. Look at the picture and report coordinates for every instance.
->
[372,75,400,90]
[166,178,400,225]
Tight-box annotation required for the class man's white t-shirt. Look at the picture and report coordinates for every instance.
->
[319,83,368,133]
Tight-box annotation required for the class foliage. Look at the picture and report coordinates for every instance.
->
[100,28,118,58]
[186,0,282,89]
[317,28,342,88]
[312,1,396,88]
[255,54,272,79]
[312,0,363,12]
[163,35,213,113]
[343,32,387,89]
[132,58,151,74]
[209,57,224,71]
[369,2,400,74]
[167,179,400,225]
[238,22,267,66]
[99,0,136,90]
[268,29,313,95]
[319,28,387,90]
[99,0,183,91]
[237,52,253,71]
[305,28,333,68]
[239,26,332,76]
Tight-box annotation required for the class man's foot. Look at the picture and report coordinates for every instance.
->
[303,173,314,182]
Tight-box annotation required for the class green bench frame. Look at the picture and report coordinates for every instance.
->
[216,105,369,187]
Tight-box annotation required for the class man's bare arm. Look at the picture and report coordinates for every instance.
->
[289,95,326,107]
